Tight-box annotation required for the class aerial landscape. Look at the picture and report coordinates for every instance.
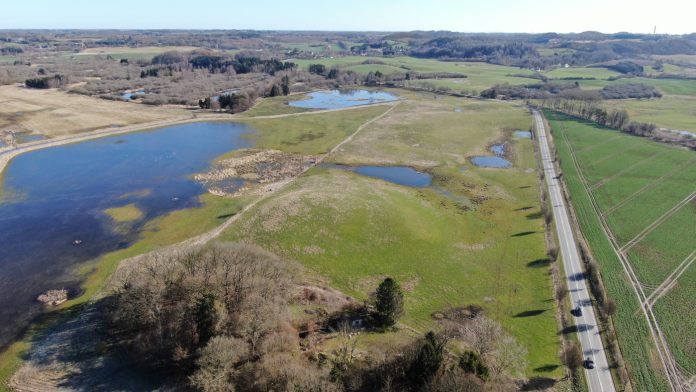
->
[0,1,694,391]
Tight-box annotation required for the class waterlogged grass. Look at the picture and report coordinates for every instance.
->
[330,90,530,166]
[76,194,250,301]
[238,94,315,117]
[221,95,562,378]
[545,109,676,390]
[103,203,144,222]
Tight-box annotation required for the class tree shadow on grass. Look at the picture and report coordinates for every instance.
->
[521,377,557,390]
[534,364,560,372]
[526,211,544,219]
[513,309,547,318]
[527,258,551,268]
[511,231,537,237]
[514,206,534,211]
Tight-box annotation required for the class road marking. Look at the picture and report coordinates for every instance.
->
[534,111,614,392]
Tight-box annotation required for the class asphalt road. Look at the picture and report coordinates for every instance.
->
[533,109,616,392]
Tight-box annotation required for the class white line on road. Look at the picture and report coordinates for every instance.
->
[533,109,615,392]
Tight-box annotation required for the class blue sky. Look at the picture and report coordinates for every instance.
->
[1,0,693,34]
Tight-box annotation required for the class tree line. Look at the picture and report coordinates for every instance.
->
[540,98,658,137]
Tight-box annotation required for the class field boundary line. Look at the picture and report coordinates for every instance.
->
[576,133,626,154]
[555,119,684,392]
[590,150,665,191]
[620,190,696,253]
[582,139,647,170]
[645,249,696,308]
[602,156,696,216]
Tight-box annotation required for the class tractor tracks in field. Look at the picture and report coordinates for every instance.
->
[555,120,686,392]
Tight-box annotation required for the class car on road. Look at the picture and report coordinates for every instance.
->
[584,358,595,370]
[572,306,582,317]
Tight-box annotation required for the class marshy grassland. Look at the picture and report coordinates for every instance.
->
[220,91,563,378]
[103,203,144,222]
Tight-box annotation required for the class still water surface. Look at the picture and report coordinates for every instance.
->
[0,122,252,347]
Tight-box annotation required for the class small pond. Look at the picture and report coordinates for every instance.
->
[122,90,145,101]
[289,89,398,109]
[0,121,253,347]
[470,143,512,168]
[212,89,240,102]
[323,164,431,187]
[514,130,532,139]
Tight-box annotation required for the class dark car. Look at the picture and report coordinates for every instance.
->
[584,358,595,369]
[572,306,582,317]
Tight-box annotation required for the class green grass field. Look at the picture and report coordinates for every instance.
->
[577,77,696,97]
[220,92,564,378]
[238,104,391,154]
[291,56,539,93]
[543,66,621,80]
[602,95,696,133]
[546,109,696,388]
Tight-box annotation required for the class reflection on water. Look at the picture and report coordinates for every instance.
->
[470,143,512,168]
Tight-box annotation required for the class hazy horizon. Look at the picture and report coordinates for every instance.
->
[2,0,694,34]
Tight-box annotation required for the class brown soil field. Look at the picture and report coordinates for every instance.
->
[0,85,188,137]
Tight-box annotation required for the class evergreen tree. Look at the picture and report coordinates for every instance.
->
[195,293,217,345]
[269,84,282,97]
[372,277,404,327]
[459,351,490,381]
[409,331,445,385]
[281,75,290,95]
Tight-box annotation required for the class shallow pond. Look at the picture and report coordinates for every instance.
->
[514,130,532,139]
[289,89,398,109]
[470,143,512,168]
[122,90,145,100]
[0,122,253,347]
[16,133,47,144]
[470,156,512,168]
[323,164,431,187]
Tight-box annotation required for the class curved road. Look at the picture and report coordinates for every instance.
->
[533,109,616,392]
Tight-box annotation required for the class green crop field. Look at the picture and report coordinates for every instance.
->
[545,109,696,389]
[220,91,564,378]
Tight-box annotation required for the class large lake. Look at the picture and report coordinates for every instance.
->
[289,89,398,109]
[0,122,252,348]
